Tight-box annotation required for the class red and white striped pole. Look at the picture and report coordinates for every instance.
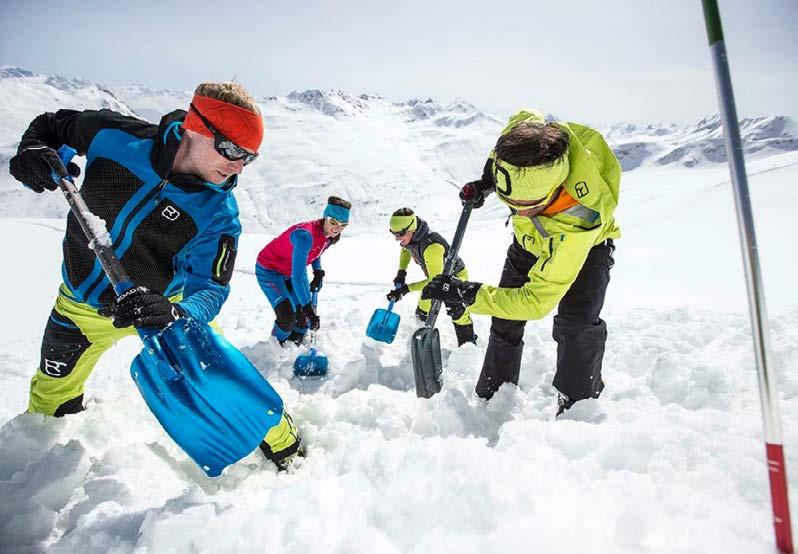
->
[700,1,793,551]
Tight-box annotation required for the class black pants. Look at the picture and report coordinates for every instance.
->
[475,238,615,400]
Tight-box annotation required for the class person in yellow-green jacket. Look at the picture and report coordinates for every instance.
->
[422,109,620,415]
[386,208,478,346]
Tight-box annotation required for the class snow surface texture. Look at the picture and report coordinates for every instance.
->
[0,67,797,553]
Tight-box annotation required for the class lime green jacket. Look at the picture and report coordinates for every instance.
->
[400,243,460,292]
[397,217,466,292]
[399,246,442,292]
[469,109,621,321]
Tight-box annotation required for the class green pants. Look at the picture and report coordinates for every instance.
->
[29,286,300,463]
[29,287,139,415]
[30,286,230,414]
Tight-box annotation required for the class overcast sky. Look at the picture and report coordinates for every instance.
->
[1,0,795,126]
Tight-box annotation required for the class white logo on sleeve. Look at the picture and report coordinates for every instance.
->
[43,359,68,377]
[162,205,181,221]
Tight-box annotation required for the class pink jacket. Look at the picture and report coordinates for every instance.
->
[256,220,329,276]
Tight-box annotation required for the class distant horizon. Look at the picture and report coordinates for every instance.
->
[2,62,794,132]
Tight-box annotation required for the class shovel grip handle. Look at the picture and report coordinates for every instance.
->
[385,282,402,313]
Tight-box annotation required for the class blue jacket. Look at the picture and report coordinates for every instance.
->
[19,108,241,322]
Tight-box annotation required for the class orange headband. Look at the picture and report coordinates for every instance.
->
[183,93,263,153]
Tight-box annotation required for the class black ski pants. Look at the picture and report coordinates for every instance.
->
[475,238,615,401]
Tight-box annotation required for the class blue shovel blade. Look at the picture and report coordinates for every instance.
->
[293,348,329,377]
[366,308,400,344]
[130,317,283,477]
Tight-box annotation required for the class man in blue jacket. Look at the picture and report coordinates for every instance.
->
[8,82,302,469]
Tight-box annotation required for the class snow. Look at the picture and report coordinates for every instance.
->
[81,211,111,248]
[1,67,797,553]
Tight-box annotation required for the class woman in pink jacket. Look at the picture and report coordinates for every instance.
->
[256,196,351,345]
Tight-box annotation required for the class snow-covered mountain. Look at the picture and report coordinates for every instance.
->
[0,66,502,231]
[604,114,798,170]
[1,65,796,231]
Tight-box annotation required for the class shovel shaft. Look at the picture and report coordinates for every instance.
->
[54,146,133,294]
[426,202,473,328]
[386,283,401,313]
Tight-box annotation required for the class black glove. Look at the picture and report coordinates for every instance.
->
[393,269,407,286]
[421,274,481,306]
[415,306,429,323]
[9,146,81,193]
[386,284,410,302]
[309,269,325,292]
[459,179,491,209]
[445,302,466,321]
[103,286,182,329]
[301,303,320,331]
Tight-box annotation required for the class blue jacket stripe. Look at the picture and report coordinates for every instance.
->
[81,182,163,303]
[74,130,162,302]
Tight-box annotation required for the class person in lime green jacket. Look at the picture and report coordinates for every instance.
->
[422,109,620,415]
[386,208,477,346]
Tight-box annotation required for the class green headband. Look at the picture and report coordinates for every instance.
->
[389,214,417,233]
[493,156,570,210]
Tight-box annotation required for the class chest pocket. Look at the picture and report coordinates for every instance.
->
[100,198,198,304]
[212,235,237,285]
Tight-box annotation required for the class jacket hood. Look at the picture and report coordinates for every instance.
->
[408,217,430,244]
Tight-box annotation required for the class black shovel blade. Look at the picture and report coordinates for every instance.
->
[410,326,442,398]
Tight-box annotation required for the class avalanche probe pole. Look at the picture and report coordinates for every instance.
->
[701,1,793,551]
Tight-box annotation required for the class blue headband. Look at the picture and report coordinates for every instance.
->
[323,203,350,223]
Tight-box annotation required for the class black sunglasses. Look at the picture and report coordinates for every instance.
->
[189,103,259,166]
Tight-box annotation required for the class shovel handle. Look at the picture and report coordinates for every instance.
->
[425,201,473,328]
[385,282,401,313]
[54,146,135,296]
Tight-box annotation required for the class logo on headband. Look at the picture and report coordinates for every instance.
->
[494,165,512,196]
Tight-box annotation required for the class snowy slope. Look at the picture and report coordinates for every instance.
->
[1,66,797,554]
[0,67,502,232]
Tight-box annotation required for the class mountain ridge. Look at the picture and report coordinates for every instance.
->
[1,66,796,230]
